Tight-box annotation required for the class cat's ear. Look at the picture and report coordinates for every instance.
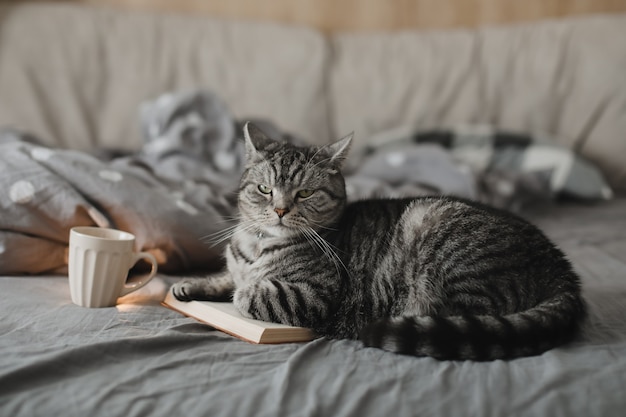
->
[243,122,275,162]
[327,132,353,167]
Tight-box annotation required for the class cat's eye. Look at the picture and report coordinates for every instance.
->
[297,189,315,199]
[258,184,272,195]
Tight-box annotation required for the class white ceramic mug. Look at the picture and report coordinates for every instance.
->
[68,226,158,308]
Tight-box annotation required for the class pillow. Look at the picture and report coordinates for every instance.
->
[414,125,614,201]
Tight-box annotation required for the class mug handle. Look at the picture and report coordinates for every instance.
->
[119,251,158,297]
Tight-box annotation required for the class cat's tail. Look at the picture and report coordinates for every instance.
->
[359,290,586,361]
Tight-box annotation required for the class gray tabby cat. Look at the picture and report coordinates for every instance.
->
[172,122,586,360]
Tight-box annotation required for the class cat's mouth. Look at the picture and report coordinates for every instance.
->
[272,215,292,227]
[263,220,299,237]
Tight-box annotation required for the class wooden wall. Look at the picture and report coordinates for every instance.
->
[14,0,626,32]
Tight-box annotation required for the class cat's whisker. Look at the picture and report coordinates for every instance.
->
[214,215,244,224]
[225,189,241,197]
[308,155,335,171]
[203,220,257,246]
[204,221,241,237]
[300,228,336,275]
[300,226,349,280]
[307,219,338,232]
[304,226,342,255]
[304,145,330,171]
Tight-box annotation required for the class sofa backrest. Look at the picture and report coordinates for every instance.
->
[0,3,330,150]
[329,14,626,190]
[1,4,624,190]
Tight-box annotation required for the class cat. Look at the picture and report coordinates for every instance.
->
[172,122,586,360]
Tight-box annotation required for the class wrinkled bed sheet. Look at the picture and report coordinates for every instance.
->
[0,90,613,275]
[1,197,625,417]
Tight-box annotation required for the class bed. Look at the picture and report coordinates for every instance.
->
[2,198,626,416]
[1,2,626,416]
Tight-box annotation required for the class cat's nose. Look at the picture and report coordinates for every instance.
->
[274,207,290,218]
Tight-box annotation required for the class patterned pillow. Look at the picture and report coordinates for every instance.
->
[413,125,613,201]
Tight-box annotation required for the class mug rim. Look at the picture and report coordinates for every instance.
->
[70,226,135,241]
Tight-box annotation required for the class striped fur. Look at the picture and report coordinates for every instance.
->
[172,123,586,360]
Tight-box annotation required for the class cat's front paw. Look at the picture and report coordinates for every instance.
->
[171,278,203,302]
[171,274,235,302]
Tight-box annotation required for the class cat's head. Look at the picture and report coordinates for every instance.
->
[238,122,352,238]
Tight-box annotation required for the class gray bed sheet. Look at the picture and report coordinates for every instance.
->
[1,197,626,417]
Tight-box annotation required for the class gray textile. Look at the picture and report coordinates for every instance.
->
[0,90,614,275]
[0,91,245,274]
[345,143,477,201]
[0,138,232,274]
[1,197,625,417]
[357,124,614,207]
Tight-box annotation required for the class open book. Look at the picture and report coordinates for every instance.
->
[163,290,316,344]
